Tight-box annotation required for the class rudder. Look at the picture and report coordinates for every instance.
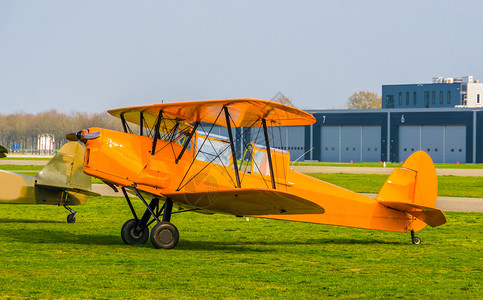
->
[35,141,96,205]
[376,151,446,229]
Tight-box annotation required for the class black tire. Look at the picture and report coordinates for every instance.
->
[150,222,179,249]
[412,236,421,245]
[121,219,149,245]
[67,213,76,223]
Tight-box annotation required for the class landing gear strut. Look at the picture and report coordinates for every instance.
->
[120,187,179,249]
[410,230,421,245]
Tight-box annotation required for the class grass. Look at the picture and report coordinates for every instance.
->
[0,156,52,160]
[0,196,481,299]
[0,165,44,171]
[309,173,483,198]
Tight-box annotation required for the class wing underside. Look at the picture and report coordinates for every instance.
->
[164,187,325,216]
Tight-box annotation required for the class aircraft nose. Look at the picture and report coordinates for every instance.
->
[65,130,100,142]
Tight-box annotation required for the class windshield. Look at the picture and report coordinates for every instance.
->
[253,149,270,175]
[196,137,231,166]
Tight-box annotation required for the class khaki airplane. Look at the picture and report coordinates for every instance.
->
[0,145,7,158]
[0,142,98,223]
[66,98,446,249]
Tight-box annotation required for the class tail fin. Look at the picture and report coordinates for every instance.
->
[376,151,446,229]
[35,141,98,205]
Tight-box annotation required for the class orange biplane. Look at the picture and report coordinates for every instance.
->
[67,99,446,249]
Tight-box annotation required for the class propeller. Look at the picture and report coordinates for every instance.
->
[65,130,100,142]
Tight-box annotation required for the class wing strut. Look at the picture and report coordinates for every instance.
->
[262,118,276,189]
[139,112,144,136]
[151,111,163,155]
[175,121,199,164]
[120,113,129,133]
[224,106,241,188]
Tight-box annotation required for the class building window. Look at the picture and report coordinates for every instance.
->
[413,92,417,105]
[447,91,451,104]
[424,92,429,107]
[386,95,394,108]
[406,92,409,105]
[478,94,481,104]
[432,91,435,104]
[439,91,443,104]
[398,92,402,105]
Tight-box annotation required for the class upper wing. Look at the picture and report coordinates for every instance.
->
[164,187,325,215]
[107,98,316,128]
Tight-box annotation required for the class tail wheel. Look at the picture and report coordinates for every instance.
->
[150,222,179,249]
[410,230,421,245]
[121,219,149,245]
[67,213,76,223]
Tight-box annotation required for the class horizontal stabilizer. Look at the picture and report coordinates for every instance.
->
[379,201,446,227]
[35,184,100,197]
[165,187,325,215]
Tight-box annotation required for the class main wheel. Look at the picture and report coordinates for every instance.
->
[150,222,179,249]
[412,236,421,245]
[67,213,76,223]
[121,219,149,245]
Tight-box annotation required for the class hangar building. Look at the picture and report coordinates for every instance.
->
[209,77,483,163]
[382,76,483,109]
[300,107,482,164]
[271,76,483,164]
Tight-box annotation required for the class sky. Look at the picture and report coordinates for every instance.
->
[1,0,483,114]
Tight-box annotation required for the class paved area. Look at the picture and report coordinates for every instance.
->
[0,160,49,166]
[92,184,483,213]
[361,193,483,213]
[92,184,121,197]
[291,166,483,177]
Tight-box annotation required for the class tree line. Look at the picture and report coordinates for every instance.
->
[1,92,381,154]
[0,110,124,153]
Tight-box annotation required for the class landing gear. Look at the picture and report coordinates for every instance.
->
[64,205,76,223]
[410,230,421,245]
[150,222,179,249]
[120,186,179,249]
[67,213,76,223]
[121,219,149,244]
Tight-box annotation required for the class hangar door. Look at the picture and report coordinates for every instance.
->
[320,126,381,162]
[398,126,465,163]
[251,126,305,161]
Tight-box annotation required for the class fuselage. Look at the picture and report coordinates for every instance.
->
[83,128,422,233]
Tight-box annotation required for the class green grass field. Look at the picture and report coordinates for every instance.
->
[0,165,44,171]
[309,174,483,198]
[0,157,52,161]
[0,196,481,299]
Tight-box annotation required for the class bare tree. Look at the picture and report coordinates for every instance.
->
[0,110,125,153]
[346,91,382,109]
[271,92,296,107]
